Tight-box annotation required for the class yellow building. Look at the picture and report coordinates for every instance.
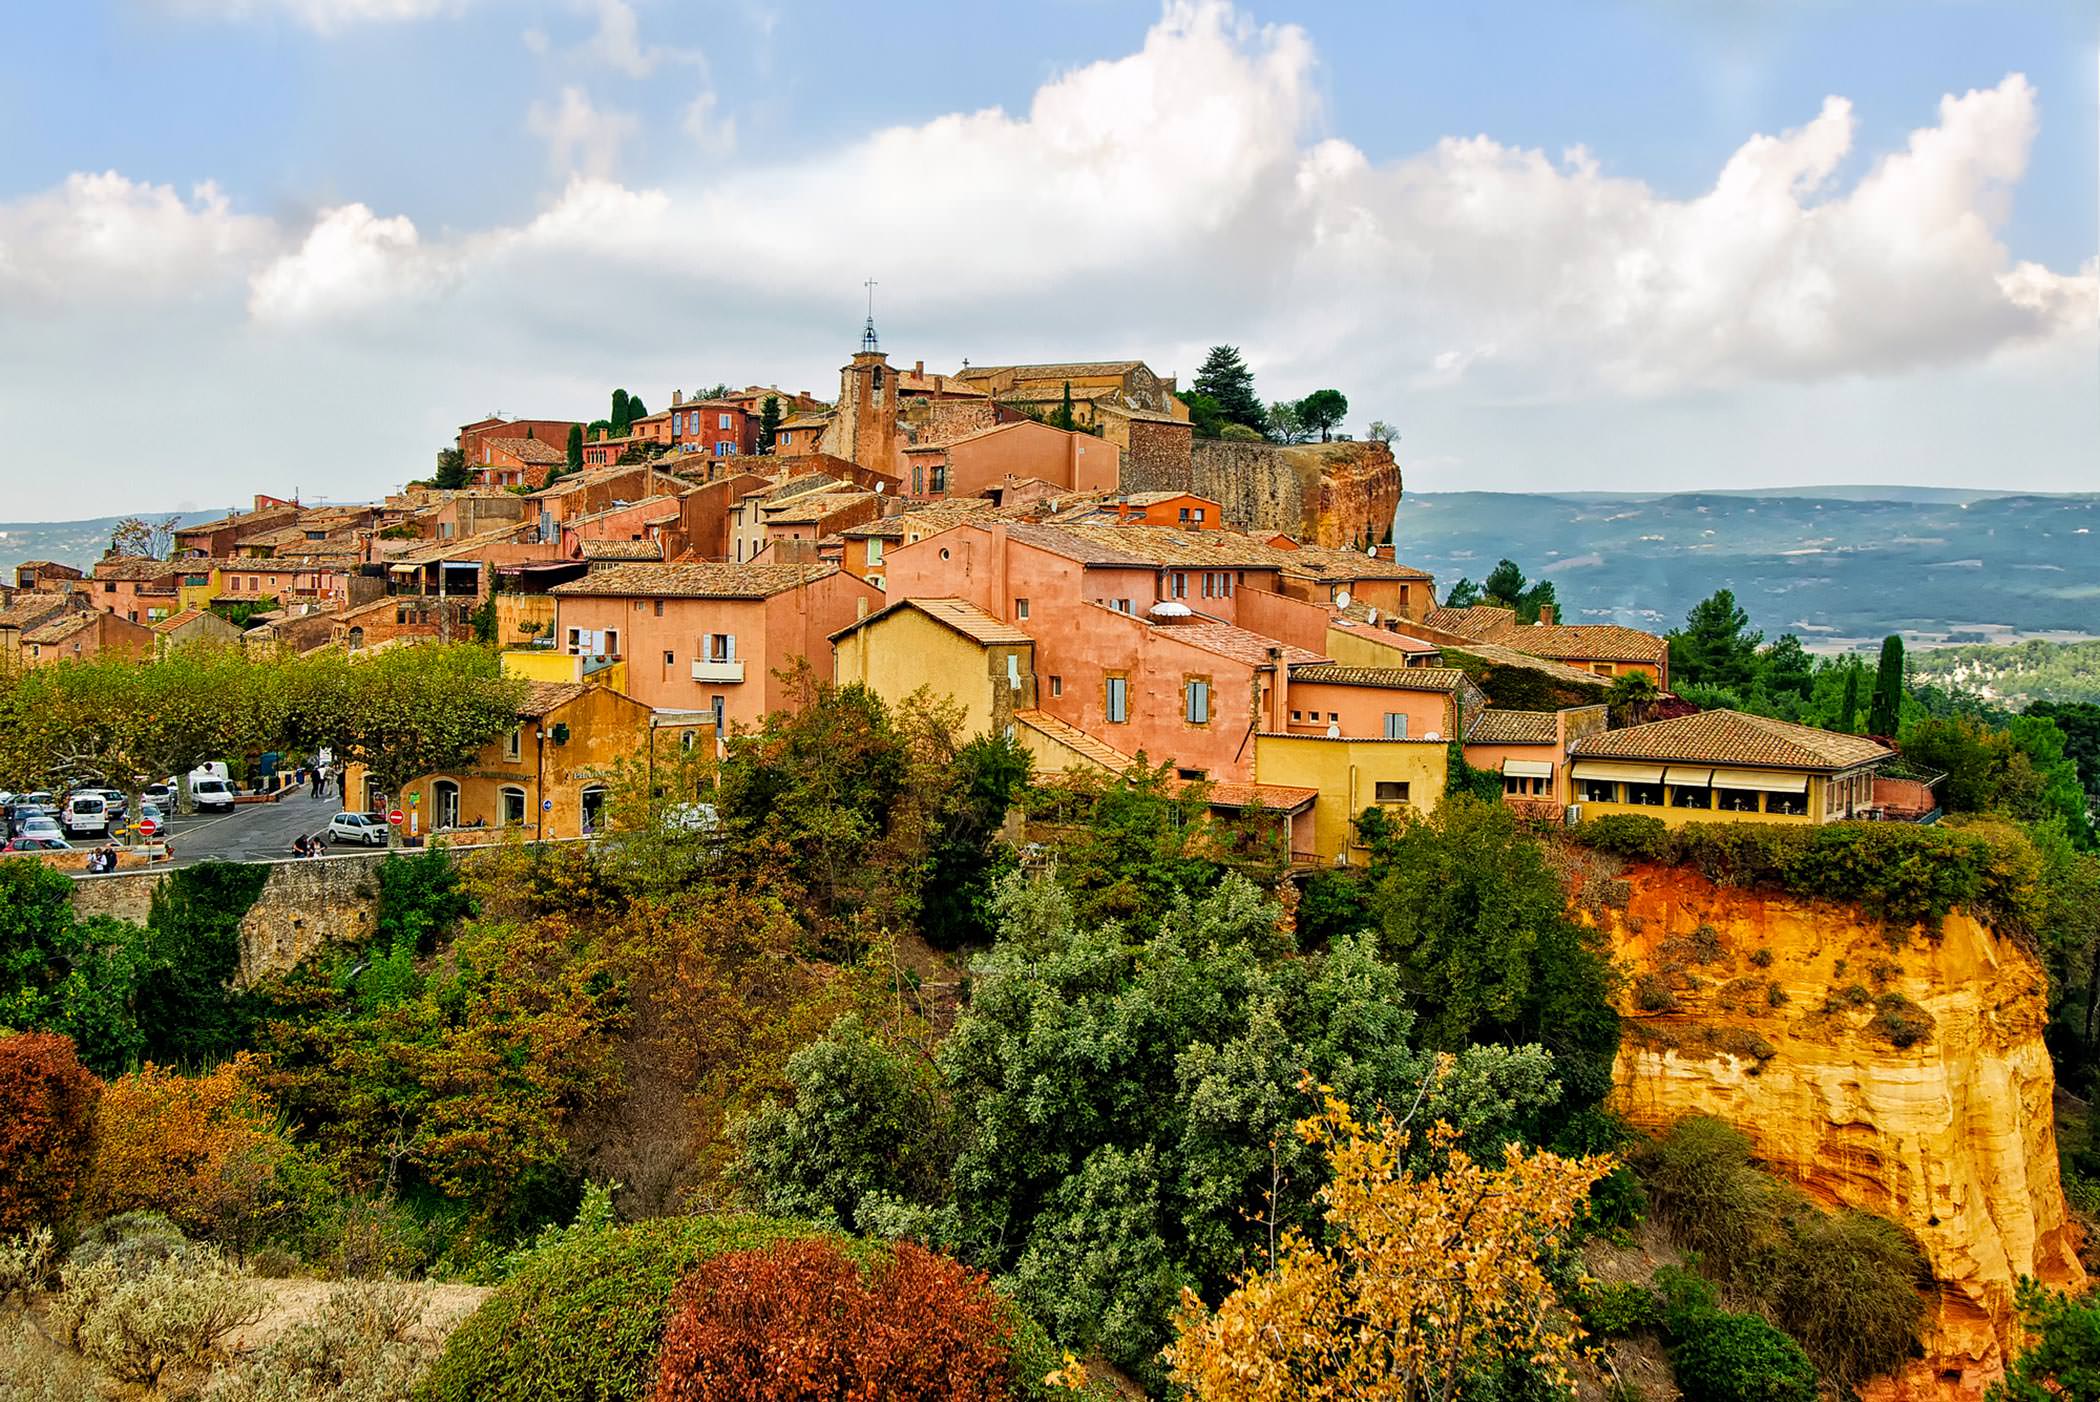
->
[830,597,1037,738]
[1566,709,1891,828]
[345,681,669,841]
[1252,732,1450,865]
[176,565,221,613]
[500,648,629,693]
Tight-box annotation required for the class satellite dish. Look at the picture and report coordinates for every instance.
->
[874,481,886,494]
[1335,589,1352,611]
[1147,600,1193,619]
[1325,721,1341,738]
[1366,607,1380,625]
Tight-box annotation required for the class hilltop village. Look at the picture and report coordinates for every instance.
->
[2,327,1935,857]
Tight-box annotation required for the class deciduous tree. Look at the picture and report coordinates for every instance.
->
[0,1033,101,1233]
[1166,1085,1611,1401]
[1296,388,1348,441]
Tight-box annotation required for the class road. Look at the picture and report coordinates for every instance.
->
[159,791,364,866]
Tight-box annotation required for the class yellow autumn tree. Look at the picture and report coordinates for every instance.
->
[1165,1078,1612,1402]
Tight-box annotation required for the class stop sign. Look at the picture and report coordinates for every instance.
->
[387,809,404,826]
[137,817,159,838]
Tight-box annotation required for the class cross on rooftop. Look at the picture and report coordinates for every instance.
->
[861,277,880,352]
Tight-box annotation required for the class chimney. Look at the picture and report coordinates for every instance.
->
[1537,604,1556,626]
[673,389,683,406]
[1266,647,1290,732]
[914,361,924,376]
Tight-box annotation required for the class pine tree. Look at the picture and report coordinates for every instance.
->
[1192,346,1265,430]
[1838,662,1860,733]
[758,395,783,453]
[1867,635,1905,736]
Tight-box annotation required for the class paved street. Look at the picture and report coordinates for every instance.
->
[158,792,354,866]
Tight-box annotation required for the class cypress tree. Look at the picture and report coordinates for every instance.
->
[758,395,783,453]
[1867,635,1905,736]
[565,424,584,476]
[610,388,631,437]
[1838,662,1860,733]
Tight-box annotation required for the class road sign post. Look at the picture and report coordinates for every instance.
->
[387,809,404,827]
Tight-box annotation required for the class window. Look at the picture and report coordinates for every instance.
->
[1178,508,1190,522]
[500,787,527,826]
[866,538,883,565]
[1050,676,1063,697]
[780,432,792,447]
[1176,768,1206,781]
[719,413,733,430]
[1106,676,1128,723]
[912,466,925,494]
[1592,663,1614,677]
[1374,781,1410,804]
[663,650,674,666]
[1111,598,1133,614]
[432,780,460,830]
[1170,572,1187,599]
[1715,787,1761,813]
[1582,779,1618,804]
[1291,710,1302,722]
[1399,584,1410,605]
[711,695,726,731]
[705,633,736,662]
[1185,678,1210,725]
[566,627,582,653]
[653,600,665,616]
[580,784,607,835]
[930,465,948,494]
[1193,508,1206,524]
[1504,775,1547,797]
[1671,785,1710,809]
[1015,598,1030,620]
[505,727,522,761]
[1624,782,1665,807]
[681,730,695,753]
[715,441,730,456]
[604,628,619,656]
[1383,712,1407,739]
[1769,790,1807,816]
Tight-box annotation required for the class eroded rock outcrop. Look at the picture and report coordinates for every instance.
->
[1593,865,2083,1399]
[1180,439,1400,547]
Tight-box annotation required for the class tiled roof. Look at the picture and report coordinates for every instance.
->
[151,607,208,633]
[1013,709,1137,772]
[549,562,837,599]
[1466,710,1561,744]
[1111,491,1206,506]
[92,556,186,581]
[1002,521,1292,570]
[14,560,82,575]
[0,597,75,630]
[1279,544,1436,583]
[487,436,568,465]
[518,681,592,717]
[1426,604,1521,637]
[1148,614,1326,668]
[779,413,832,431]
[1445,640,1614,691]
[1093,403,1188,425]
[764,491,874,526]
[1291,663,1469,693]
[387,525,533,565]
[958,360,1145,380]
[1201,780,1318,812]
[579,539,663,561]
[1571,709,1892,771]
[1511,623,1668,663]
[833,596,1034,647]
[839,518,907,540]
[565,494,682,528]
[24,613,99,645]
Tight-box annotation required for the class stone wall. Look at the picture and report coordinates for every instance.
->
[1128,439,1401,547]
[69,851,388,984]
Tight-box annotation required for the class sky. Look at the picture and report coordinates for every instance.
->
[0,0,2094,519]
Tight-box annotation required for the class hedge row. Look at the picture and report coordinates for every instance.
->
[1570,814,2038,936]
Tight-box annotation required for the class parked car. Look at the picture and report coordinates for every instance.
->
[2,835,72,853]
[142,782,176,811]
[61,794,109,837]
[189,776,236,814]
[19,815,66,844]
[138,802,173,836]
[326,811,390,847]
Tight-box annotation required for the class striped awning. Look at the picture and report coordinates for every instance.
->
[1710,768,1809,793]
[1571,761,1663,784]
[1502,759,1554,779]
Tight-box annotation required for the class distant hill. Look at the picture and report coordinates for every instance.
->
[1908,639,2100,708]
[0,513,204,573]
[1401,489,2100,651]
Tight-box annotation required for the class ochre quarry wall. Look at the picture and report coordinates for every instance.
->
[1132,440,1399,547]
[1593,865,2084,1400]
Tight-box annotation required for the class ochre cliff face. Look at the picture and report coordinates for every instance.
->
[1181,439,1400,547]
[1594,866,2084,1400]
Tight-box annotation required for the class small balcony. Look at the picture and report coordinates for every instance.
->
[692,658,745,683]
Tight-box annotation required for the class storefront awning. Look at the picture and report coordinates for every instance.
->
[1570,761,1663,784]
[1502,759,1554,779]
[1663,766,1714,786]
[1710,768,1809,793]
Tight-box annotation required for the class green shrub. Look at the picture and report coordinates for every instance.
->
[1580,1164,1648,1233]
[203,1279,436,1402]
[1579,814,1669,862]
[1667,1306,1819,1402]
[416,1214,827,1402]
[1770,1209,1929,1390]
[1573,1279,1662,1335]
[1635,974,1679,1013]
[1638,1118,1786,1282]
[70,1246,264,1390]
[1869,992,1935,1048]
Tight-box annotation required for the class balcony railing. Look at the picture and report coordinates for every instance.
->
[692,658,745,683]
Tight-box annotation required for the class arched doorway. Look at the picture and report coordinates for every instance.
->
[432,780,460,831]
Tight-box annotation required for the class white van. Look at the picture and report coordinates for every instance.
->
[62,792,109,837]
[189,775,236,813]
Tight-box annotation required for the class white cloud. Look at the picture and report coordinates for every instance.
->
[577,0,701,78]
[0,172,275,309]
[247,204,447,323]
[152,0,473,33]
[527,87,641,180]
[681,91,737,156]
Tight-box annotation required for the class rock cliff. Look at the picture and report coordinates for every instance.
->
[1174,439,1400,547]
[1594,865,2083,1399]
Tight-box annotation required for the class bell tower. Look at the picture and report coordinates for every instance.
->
[829,278,899,475]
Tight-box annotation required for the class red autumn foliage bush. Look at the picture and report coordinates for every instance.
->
[0,1032,102,1232]
[649,1238,1014,1401]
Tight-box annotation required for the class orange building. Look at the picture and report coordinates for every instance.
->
[1419,603,1669,687]
[22,610,154,666]
[899,419,1119,501]
[548,561,883,727]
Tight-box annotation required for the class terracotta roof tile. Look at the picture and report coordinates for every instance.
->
[1465,710,1561,744]
[1014,709,1137,772]
[549,561,838,599]
[151,607,208,633]
[1570,709,1892,770]
[1147,614,1326,667]
[486,436,568,465]
[518,681,592,717]
[579,539,663,561]
[1444,640,1614,691]
[832,596,1034,647]
[1291,663,1469,693]
[24,613,99,645]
